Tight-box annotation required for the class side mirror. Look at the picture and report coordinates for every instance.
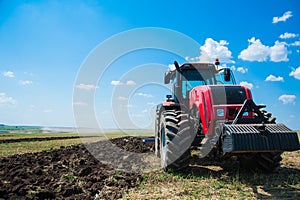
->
[224,68,231,82]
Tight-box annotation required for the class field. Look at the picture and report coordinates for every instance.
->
[0,128,299,199]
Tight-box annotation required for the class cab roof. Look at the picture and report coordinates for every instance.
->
[180,62,217,72]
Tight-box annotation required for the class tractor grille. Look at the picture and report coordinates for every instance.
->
[223,123,300,153]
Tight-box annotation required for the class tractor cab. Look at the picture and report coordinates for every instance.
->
[164,60,236,104]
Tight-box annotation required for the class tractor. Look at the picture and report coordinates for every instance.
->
[155,59,300,172]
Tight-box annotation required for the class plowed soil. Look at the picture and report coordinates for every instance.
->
[0,136,154,199]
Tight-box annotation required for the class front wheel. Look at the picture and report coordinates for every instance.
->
[159,110,194,171]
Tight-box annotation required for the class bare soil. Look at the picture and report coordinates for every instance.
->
[0,136,153,199]
[0,136,299,199]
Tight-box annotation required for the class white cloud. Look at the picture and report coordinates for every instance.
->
[76,83,98,90]
[230,66,236,71]
[279,32,298,39]
[136,92,153,98]
[0,92,16,106]
[237,67,248,74]
[269,41,288,62]
[3,71,15,78]
[238,37,288,62]
[147,102,155,105]
[272,11,293,24]
[124,104,133,108]
[111,80,136,86]
[73,101,88,106]
[238,37,269,62]
[117,96,128,101]
[289,66,300,80]
[126,80,136,86]
[290,41,300,46]
[239,81,253,89]
[199,38,234,64]
[265,74,284,82]
[111,80,123,86]
[19,80,33,85]
[168,64,176,71]
[278,94,296,105]
[141,109,147,113]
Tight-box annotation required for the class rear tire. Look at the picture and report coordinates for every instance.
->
[238,110,282,172]
[159,110,194,171]
[239,152,282,172]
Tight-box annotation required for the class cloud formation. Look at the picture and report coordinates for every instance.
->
[111,80,123,86]
[126,80,136,86]
[111,80,136,86]
[199,38,234,63]
[238,37,288,62]
[19,80,33,85]
[3,71,15,78]
[76,83,98,90]
[239,81,253,89]
[265,75,284,82]
[278,94,296,105]
[272,11,292,24]
[289,66,300,80]
[290,41,300,46]
[73,101,88,106]
[279,32,298,39]
[136,92,153,98]
[117,96,128,101]
[237,67,248,74]
[0,92,16,106]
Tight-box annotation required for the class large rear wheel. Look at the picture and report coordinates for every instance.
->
[239,109,282,172]
[159,110,194,171]
[238,152,282,172]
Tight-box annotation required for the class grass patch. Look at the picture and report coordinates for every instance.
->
[124,151,300,200]
[0,131,153,157]
[0,138,86,156]
[0,132,80,140]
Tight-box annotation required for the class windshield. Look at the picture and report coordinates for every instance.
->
[181,69,236,98]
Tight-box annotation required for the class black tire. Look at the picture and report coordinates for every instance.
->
[238,109,282,172]
[238,152,282,172]
[159,110,194,171]
[155,108,161,157]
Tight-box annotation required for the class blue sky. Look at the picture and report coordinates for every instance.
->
[0,0,300,130]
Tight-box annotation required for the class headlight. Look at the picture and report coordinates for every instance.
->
[217,109,224,117]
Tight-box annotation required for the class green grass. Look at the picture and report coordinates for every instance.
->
[0,132,80,140]
[0,138,86,156]
[124,150,300,200]
[0,130,154,157]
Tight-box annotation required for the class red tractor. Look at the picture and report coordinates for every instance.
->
[155,60,300,172]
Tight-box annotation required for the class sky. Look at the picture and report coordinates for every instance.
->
[0,0,300,130]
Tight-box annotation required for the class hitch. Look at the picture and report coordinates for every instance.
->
[232,99,266,124]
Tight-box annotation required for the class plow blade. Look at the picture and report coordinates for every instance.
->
[222,123,300,153]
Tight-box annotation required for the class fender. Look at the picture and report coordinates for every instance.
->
[190,86,212,134]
